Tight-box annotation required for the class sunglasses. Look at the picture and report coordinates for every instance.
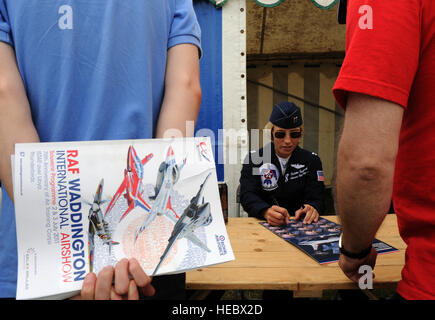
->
[273,130,302,139]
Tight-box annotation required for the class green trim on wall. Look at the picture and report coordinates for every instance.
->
[310,0,338,10]
[254,0,284,8]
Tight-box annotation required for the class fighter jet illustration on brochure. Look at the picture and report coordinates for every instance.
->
[134,145,187,242]
[105,145,153,220]
[152,172,213,276]
[298,236,340,251]
[87,179,119,272]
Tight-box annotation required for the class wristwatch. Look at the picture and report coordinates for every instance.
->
[338,233,372,259]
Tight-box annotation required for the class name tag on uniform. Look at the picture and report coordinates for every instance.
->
[289,167,308,180]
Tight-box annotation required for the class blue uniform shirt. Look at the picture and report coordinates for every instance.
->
[0,0,201,298]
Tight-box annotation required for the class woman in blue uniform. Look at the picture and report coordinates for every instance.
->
[240,101,325,226]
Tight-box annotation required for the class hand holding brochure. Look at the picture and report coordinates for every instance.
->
[13,137,234,299]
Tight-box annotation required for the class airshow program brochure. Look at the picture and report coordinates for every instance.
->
[260,217,398,264]
[13,137,234,299]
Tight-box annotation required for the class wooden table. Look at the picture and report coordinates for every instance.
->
[186,215,405,298]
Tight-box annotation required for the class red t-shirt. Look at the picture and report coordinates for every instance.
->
[333,0,435,299]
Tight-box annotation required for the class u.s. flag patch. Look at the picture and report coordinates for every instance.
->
[317,170,324,182]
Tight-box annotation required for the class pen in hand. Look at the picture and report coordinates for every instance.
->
[272,197,289,226]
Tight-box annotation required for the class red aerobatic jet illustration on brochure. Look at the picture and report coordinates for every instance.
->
[104,145,153,220]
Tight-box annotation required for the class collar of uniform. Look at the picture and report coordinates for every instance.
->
[249,143,301,170]
[270,144,301,175]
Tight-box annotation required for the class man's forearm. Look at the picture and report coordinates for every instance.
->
[336,150,393,252]
[0,42,39,201]
[335,92,403,253]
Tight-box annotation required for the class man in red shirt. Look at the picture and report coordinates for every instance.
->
[333,0,435,299]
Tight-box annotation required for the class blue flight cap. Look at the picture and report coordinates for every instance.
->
[269,101,303,129]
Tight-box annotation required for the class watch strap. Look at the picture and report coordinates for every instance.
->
[339,234,372,259]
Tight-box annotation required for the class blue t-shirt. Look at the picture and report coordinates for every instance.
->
[0,0,201,298]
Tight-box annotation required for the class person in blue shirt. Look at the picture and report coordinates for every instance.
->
[0,0,202,300]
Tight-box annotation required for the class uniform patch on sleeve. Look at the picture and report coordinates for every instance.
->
[260,163,279,191]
